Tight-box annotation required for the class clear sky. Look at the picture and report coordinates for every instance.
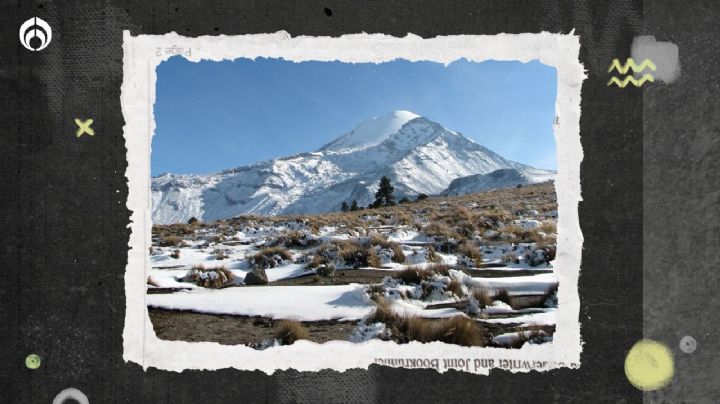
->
[152,57,557,176]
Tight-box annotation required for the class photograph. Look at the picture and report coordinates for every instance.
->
[145,54,561,350]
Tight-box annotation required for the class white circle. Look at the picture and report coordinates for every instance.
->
[679,335,697,354]
[52,388,89,404]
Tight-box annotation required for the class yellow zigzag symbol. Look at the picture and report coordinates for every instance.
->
[608,58,656,74]
[607,74,655,88]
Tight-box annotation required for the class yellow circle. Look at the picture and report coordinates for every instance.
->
[25,353,41,370]
[625,339,674,391]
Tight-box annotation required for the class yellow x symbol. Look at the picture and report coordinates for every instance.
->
[75,118,94,138]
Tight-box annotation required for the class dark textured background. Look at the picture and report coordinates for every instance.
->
[642,1,720,403]
[0,0,709,402]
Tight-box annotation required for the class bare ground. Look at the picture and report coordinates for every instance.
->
[149,308,359,346]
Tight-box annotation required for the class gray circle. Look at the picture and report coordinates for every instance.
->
[679,335,697,354]
[52,388,89,404]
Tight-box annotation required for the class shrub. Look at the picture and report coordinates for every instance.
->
[404,316,487,347]
[397,266,434,285]
[274,320,309,345]
[184,265,235,288]
[160,235,181,247]
[170,249,181,259]
[250,247,292,269]
[187,217,198,225]
[457,241,483,267]
[417,193,429,201]
[494,288,514,307]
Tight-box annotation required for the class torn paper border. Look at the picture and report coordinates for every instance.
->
[121,31,585,374]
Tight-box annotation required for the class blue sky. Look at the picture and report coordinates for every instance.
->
[153,57,557,176]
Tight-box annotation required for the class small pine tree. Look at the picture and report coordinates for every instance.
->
[516,183,523,188]
[187,216,198,225]
[350,200,359,211]
[374,176,395,207]
[341,201,349,212]
[416,193,428,201]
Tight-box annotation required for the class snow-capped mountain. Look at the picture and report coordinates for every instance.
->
[152,111,555,224]
[440,168,555,196]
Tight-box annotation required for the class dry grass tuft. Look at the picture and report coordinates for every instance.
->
[397,266,434,285]
[273,230,318,248]
[250,246,293,269]
[159,235,182,247]
[366,284,387,302]
[471,287,493,308]
[368,233,406,263]
[423,222,461,240]
[274,320,309,345]
[367,297,397,324]
[335,240,381,268]
[457,241,483,267]
[425,263,451,276]
[446,279,465,298]
[213,248,229,260]
[404,316,487,347]
[185,265,235,288]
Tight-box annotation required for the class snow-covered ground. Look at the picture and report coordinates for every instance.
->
[148,284,374,321]
[148,182,559,348]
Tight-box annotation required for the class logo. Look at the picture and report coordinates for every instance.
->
[608,58,656,88]
[19,17,52,51]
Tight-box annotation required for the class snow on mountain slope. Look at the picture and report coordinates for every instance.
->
[152,111,555,224]
[440,168,556,196]
[318,110,420,152]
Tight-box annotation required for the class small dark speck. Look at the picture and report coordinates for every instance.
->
[214,27,219,31]
[175,7,180,12]
[324,7,332,17]
[38,4,44,9]
[186,28,190,32]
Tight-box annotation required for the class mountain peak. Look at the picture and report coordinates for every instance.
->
[318,110,422,152]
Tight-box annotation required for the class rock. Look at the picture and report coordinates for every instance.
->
[244,268,268,285]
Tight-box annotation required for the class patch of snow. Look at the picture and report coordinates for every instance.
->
[147,284,374,321]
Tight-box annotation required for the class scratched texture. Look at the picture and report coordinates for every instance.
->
[0,1,647,402]
[642,0,720,402]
